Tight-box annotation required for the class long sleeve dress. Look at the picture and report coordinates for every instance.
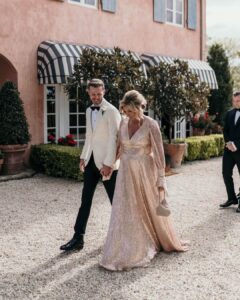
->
[100,116,188,271]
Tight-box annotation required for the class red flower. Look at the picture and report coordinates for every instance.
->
[48,135,55,141]
[58,137,64,143]
[66,134,73,140]
[68,139,77,146]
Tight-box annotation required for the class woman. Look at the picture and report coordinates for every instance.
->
[100,90,188,271]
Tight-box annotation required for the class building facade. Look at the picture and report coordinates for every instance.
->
[0,0,215,146]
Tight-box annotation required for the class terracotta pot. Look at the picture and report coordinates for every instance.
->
[0,144,28,175]
[192,128,205,136]
[163,143,186,168]
[0,158,4,174]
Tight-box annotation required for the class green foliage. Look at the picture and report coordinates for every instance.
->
[0,81,31,145]
[30,144,83,181]
[207,43,233,125]
[65,48,146,108]
[176,134,224,161]
[211,38,240,90]
[144,59,210,143]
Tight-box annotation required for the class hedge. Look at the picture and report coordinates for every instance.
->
[30,144,83,181]
[30,134,224,181]
[175,134,224,161]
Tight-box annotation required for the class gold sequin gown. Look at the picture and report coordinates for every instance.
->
[100,116,188,271]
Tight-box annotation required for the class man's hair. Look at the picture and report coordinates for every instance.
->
[233,91,240,97]
[87,79,105,89]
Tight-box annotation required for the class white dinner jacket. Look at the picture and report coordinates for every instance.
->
[80,98,121,170]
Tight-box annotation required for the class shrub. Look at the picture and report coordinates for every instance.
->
[0,81,30,145]
[176,134,224,161]
[30,144,83,181]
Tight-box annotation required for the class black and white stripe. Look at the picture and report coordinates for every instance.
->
[37,40,146,84]
[141,53,218,90]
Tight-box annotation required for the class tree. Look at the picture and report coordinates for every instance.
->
[208,38,240,90]
[144,59,210,143]
[65,48,146,108]
[207,43,233,125]
[0,81,30,145]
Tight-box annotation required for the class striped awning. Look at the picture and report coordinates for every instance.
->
[141,53,218,89]
[37,40,146,84]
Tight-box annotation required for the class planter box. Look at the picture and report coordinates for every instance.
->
[163,143,186,168]
[0,144,28,175]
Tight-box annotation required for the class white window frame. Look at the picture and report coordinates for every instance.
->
[68,0,97,9]
[44,85,60,143]
[166,0,184,27]
[44,85,86,146]
[174,117,186,139]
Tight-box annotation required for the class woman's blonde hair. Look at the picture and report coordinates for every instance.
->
[119,90,147,116]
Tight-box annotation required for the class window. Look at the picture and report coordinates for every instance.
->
[166,0,183,26]
[69,0,97,8]
[45,86,58,142]
[174,117,186,139]
[44,86,86,146]
[68,99,86,145]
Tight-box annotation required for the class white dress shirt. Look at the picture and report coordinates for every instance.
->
[91,108,100,130]
[235,110,240,125]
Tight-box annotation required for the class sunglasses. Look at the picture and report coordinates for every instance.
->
[233,92,240,97]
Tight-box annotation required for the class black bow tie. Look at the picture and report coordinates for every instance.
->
[91,106,100,111]
[235,108,240,112]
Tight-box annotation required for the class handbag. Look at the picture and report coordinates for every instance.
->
[156,190,171,217]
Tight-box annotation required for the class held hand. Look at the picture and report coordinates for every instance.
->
[79,159,85,172]
[100,164,112,177]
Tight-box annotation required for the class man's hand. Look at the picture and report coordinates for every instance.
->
[79,159,85,172]
[226,142,237,152]
[100,164,112,177]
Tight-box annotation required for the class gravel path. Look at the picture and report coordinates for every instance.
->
[0,157,240,300]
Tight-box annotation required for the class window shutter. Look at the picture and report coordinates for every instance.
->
[188,0,197,30]
[102,0,116,13]
[154,0,166,23]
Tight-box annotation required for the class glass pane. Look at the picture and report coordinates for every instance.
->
[79,128,86,140]
[47,129,56,136]
[77,101,86,112]
[70,115,77,126]
[167,10,173,22]
[176,0,183,12]
[46,87,55,100]
[84,0,95,5]
[78,114,86,126]
[167,0,173,10]
[70,128,77,139]
[47,115,56,127]
[71,0,80,2]
[69,101,77,113]
[176,13,183,25]
[47,101,55,114]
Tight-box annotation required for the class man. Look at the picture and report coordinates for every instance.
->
[220,91,240,213]
[60,79,121,251]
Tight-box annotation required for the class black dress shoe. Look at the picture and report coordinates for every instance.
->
[219,199,238,208]
[60,237,84,251]
[236,204,240,213]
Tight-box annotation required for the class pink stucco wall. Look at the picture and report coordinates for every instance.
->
[0,0,206,144]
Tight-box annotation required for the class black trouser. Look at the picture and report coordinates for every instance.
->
[74,154,117,237]
[222,149,240,201]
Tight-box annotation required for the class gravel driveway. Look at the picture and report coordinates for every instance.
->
[0,157,240,300]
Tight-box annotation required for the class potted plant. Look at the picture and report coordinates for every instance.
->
[144,59,210,168]
[0,81,31,175]
[0,150,4,174]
